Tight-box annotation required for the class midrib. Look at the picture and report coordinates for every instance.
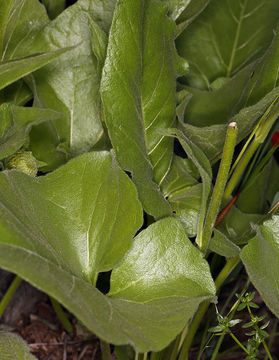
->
[226,0,248,77]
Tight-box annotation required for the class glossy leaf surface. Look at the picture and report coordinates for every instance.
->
[0,47,74,92]
[0,155,216,351]
[109,218,215,302]
[101,0,177,218]
[0,152,143,282]
[26,1,108,155]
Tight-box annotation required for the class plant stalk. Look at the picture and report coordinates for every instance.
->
[50,297,73,334]
[223,139,259,202]
[224,95,279,202]
[229,332,249,354]
[201,122,238,253]
[100,340,112,360]
[0,275,22,318]
[178,256,239,360]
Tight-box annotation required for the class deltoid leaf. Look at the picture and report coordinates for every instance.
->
[241,215,279,318]
[167,129,212,246]
[109,218,215,301]
[162,156,201,237]
[24,0,108,156]
[101,0,178,218]
[0,156,216,351]
[0,151,143,282]
[0,103,62,160]
[0,332,37,360]
[176,0,279,90]
[0,47,75,92]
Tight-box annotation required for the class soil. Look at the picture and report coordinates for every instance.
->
[0,269,102,360]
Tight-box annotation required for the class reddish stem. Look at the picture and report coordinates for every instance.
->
[214,192,240,227]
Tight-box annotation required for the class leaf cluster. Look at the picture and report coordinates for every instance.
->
[0,0,279,358]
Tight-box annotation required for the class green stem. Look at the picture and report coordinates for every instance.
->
[265,319,277,360]
[100,340,112,360]
[50,297,73,334]
[0,275,22,318]
[201,122,238,253]
[223,139,259,202]
[247,304,273,360]
[263,340,273,360]
[243,144,279,190]
[211,279,249,360]
[178,257,239,360]
[224,95,279,202]
[150,351,161,360]
[229,332,249,354]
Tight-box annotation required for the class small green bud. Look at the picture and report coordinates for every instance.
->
[6,150,38,177]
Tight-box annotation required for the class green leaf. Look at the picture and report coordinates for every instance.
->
[0,332,36,360]
[0,81,32,106]
[176,0,279,89]
[162,156,199,200]
[0,0,49,61]
[169,183,202,238]
[241,215,279,318]
[26,1,108,156]
[236,159,279,214]
[0,151,143,282]
[0,103,62,160]
[241,25,279,107]
[0,158,216,352]
[209,229,241,258]
[162,0,209,23]
[216,205,263,246]
[28,121,67,172]
[114,345,135,360]
[101,0,177,218]
[180,64,253,127]
[42,0,65,19]
[109,218,216,302]
[0,47,75,91]
[161,156,201,237]
[77,0,117,34]
[167,129,212,246]
[175,0,210,36]
[180,87,279,163]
